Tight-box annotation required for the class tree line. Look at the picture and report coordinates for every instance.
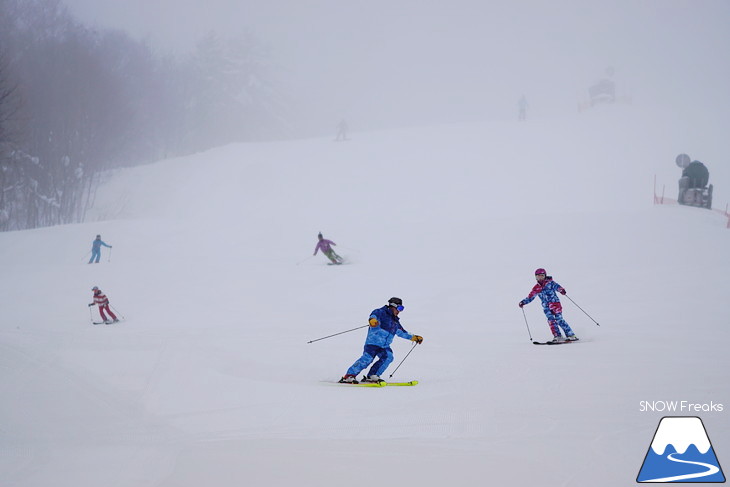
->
[0,0,284,231]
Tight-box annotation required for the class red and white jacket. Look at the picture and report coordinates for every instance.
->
[93,292,110,306]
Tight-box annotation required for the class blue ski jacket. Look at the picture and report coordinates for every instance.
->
[365,305,413,348]
[92,239,111,251]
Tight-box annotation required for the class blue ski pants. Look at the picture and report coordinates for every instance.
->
[89,249,101,263]
[346,344,394,378]
[545,310,575,337]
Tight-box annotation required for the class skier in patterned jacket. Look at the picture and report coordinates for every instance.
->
[88,286,118,324]
[339,297,423,383]
[519,268,578,342]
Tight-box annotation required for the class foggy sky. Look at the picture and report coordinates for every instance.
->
[62,0,730,135]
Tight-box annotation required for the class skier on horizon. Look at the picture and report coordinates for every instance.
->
[340,297,423,384]
[335,119,348,141]
[88,286,118,324]
[313,232,343,265]
[518,95,528,121]
[88,235,112,264]
[519,268,578,343]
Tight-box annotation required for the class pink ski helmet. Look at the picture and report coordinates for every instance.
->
[534,268,546,275]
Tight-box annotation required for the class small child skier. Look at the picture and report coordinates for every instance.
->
[313,232,343,265]
[89,235,112,264]
[518,268,578,343]
[340,297,423,384]
[88,286,119,324]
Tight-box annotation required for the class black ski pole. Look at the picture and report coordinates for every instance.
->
[88,306,95,323]
[521,307,533,340]
[389,342,418,378]
[296,255,314,265]
[564,294,600,326]
[307,325,368,344]
[107,247,112,263]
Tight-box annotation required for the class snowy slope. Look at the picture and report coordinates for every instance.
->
[1,105,728,487]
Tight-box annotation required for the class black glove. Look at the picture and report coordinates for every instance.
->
[559,288,566,295]
[518,301,525,308]
[88,303,94,307]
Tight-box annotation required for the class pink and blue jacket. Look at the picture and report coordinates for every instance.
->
[520,277,566,316]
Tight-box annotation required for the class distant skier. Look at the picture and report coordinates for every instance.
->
[518,95,528,121]
[340,297,423,384]
[335,119,348,141]
[88,286,118,324]
[518,268,578,343]
[313,232,343,265]
[88,235,112,264]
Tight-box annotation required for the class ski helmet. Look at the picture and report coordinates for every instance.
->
[534,268,546,275]
[387,297,404,311]
[92,286,99,291]
[96,234,101,238]
[317,232,323,239]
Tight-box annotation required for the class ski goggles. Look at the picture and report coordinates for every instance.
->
[389,304,405,312]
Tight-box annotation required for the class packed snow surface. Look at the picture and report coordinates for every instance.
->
[1,107,728,486]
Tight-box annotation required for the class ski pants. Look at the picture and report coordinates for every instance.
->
[346,344,394,378]
[89,249,101,263]
[97,304,117,322]
[324,249,341,264]
[543,302,574,337]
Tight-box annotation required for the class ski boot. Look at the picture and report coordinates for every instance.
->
[338,374,358,384]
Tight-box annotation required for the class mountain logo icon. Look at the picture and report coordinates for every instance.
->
[637,416,725,483]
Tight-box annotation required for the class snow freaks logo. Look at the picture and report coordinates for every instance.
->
[637,417,726,483]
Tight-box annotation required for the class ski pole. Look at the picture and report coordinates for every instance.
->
[110,305,125,320]
[107,247,112,263]
[296,255,314,265]
[307,325,368,344]
[564,294,600,326]
[88,305,95,323]
[389,342,418,378]
[521,307,533,341]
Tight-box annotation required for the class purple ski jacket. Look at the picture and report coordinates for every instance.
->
[314,239,336,255]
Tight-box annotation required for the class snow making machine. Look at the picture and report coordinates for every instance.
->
[675,153,713,209]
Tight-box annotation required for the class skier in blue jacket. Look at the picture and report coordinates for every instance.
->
[339,297,423,384]
[89,235,112,264]
[519,268,578,342]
